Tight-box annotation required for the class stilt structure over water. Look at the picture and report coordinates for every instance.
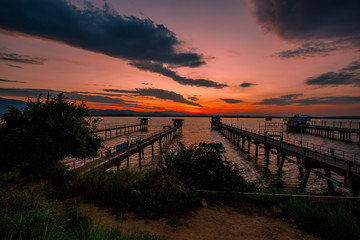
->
[93,118,149,140]
[76,119,183,173]
[286,115,360,143]
[211,117,360,196]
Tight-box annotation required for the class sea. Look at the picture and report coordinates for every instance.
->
[65,117,360,193]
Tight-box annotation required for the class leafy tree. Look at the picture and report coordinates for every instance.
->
[0,93,103,176]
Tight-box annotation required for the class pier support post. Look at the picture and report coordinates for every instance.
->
[151,143,154,159]
[241,137,245,150]
[247,139,251,152]
[277,154,286,175]
[300,166,311,191]
[255,143,259,158]
[296,156,304,177]
[139,150,142,170]
[126,155,129,168]
[324,169,334,192]
[265,147,270,164]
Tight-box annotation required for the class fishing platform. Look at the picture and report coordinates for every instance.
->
[286,115,360,143]
[92,118,149,139]
[211,117,360,196]
[75,119,183,174]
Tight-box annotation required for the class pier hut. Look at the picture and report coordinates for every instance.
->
[286,115,311,132]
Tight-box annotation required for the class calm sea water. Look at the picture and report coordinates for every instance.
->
[70,117,360,193]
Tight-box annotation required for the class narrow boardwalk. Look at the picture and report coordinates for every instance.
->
[93,118,149,140]
[211,118,360,196]
[294,123,360,142]
[75,119,183,174]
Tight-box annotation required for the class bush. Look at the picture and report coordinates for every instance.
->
[279,200,360,240]
[69,169,200,217]
[0,183,163,240]
[159,142,256,192]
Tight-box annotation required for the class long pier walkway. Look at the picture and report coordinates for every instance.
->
[289,121,360,143]
[75,119,183,174]
[93,118,149,140]
[211,118,360,196]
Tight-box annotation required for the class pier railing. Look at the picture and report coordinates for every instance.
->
[73,122,182,173]
[216,123,360,173]
[227,124,360,163]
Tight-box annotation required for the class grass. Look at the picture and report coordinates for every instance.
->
[200,190,360,240]
[0,179,162,240]
[1,142,359,240]
[66,168,200,218]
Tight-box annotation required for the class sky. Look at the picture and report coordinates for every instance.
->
[0,0,359,116]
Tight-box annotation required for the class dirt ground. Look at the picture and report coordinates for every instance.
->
[77,201,321,240]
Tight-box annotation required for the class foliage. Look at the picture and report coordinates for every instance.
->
[279,200,360,240]
[0,93,103,176]
[63,142,256,217]
[159,142,256,191]
[0,182,162,240]
[68,169,200,217]
[200,191,360,240]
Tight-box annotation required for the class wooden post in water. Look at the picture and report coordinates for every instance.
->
[296,156,304,177]
[300,166,311,191]
[278,153,286,176]
[151,143,154,159]
[255,142,259,158]
[324,168,334,192]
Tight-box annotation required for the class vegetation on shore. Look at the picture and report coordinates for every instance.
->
[0,178,162,240]
[0,94,103,177]
[1,94,359,240]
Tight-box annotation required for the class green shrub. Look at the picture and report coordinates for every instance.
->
[69,169,199,217]
[0,184,163,240]
[159,142,256,192]
[280,200,360,240]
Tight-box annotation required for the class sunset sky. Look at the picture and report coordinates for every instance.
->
[0,0,359,116]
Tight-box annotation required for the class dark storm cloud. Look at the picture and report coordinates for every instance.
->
[129,61,227,88]
[275,40,350,58]
[251,0,360,42]
[104,88,202,107]
[240,82,257,88]
[0,0,205,67]
[305,61,360,86]
[259,94,303,106]
[0,52,46,64]
[188,96,199,101]
[251,0,360,56]
[0,78,25,83]
[7,64,22,68]
[259,94,360,105]
[0,87,140,107]
[220,98,243,104]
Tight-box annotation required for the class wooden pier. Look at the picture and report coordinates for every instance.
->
[211,118,360,196]
[291,123,360,143]
[75,119,183,174]
[93,118,149,140]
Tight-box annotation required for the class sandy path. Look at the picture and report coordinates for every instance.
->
[77,202,320,240]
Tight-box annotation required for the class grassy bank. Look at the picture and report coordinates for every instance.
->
[1,142,360,240]
[0,176,162,240]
